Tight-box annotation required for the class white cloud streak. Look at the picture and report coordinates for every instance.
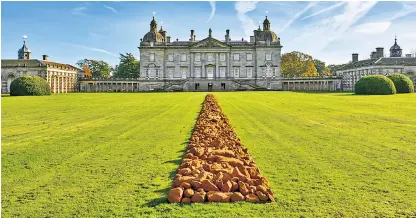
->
[353,2,416,35]
[235,1,258,39]
[301,2,346,20]
[206,1,216,23]
[65,43,117,57]
[104,5,117,13]
[72,6,87,15]
[280,2,318,34]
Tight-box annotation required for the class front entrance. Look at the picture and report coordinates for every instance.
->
[207,67,214,79]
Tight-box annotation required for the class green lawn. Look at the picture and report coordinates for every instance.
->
[2,92,416,217]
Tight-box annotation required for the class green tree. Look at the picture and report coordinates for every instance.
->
[113,53,140,78]
[314,59,331,76]
[76,59,113,78]
[281,51,317,77]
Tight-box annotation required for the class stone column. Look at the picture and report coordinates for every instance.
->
[215,53,219,79]
[190,53,194,79]
[227,53,230,78]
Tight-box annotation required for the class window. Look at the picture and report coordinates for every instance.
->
[195,53,201,62]
[168,54,174,62]
[266,53,272,61]
[233,53,240,61]
[194,67,201,78]
[247,68,253,78]
[150,53,155,62]
[207,54,213,61]
[247,53,252,61]
[167,67,174,78]
[181,53,187,62]
[220,53,226,61]
[233,68,240,77]
[181,67,188,78]
[220,67,226,78]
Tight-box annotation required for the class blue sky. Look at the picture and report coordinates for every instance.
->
[2,1,416,66]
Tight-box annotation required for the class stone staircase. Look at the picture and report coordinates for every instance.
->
[163,79,189,91]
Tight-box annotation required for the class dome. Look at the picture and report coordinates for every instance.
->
[264,31,278,41]
[143,31,164,42]
[389,37,402,57]
[390,38,401,51]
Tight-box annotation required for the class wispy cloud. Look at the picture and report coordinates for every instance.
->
[104,5,117,13]
[72,6,87,15]
[279,2,318,34]
[64,43,117,57]
[301,2,346,20]
[353,2,416,35]
[235,1,258,38]
[206,1,216,23]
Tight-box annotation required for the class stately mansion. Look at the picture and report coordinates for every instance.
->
[1,40,79,94]
[137,16,285,91]
[335,37,416,91]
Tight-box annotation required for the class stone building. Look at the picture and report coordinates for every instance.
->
[1,39,79,94]
[138,16,283,91]
[336,37,416,91]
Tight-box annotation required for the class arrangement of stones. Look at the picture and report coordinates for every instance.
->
[168,94,275,203]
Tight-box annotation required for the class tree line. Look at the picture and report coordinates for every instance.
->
[77,51,335,79]
[76,53,140,78]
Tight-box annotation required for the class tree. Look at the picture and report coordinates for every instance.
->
[112,53,140,78]
[281,51,318,77]
[314,59,331,76]
[83,66,92,78]
[76,59,113,78]
[303,61,318,77]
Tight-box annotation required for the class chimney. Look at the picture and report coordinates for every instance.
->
[376,47,384,58]
[371,51,377,59]
[225,29,230,42]
[190,30,195,41]
[406,54,412,58]
[42,55,49,61]
[167,36,171,43]
[352,53,359,62]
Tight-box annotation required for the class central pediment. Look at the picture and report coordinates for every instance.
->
[190,37,230,48]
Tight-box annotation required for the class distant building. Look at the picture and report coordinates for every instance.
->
[1,39,79,94]
[138,16,284,91]
[336,37,416,91]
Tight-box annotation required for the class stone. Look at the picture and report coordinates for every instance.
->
[230,192,245,202]
[202,179,219,192]
[168,187,183,203]
[183,188,194,198]
[207,191,232,202]
[191,192,206,203]
[178,168,192,176]
[245,194,260,202]
[190,180,202,189]
[221,180,233,192]
[181,197,191,204]
[232,167,247,182]
[180,182,191,189]
[256,191,268,201]
[238,181,249,196]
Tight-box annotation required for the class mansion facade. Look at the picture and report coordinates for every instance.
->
[335,37,416,91]
[138,16,285,91]
[1,40,79,94]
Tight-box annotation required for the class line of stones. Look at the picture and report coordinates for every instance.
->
[168,94,275,203]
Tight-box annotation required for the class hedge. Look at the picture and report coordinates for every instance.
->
[10,76,51,96]
[387,73,414,93]
[354,75,396,95]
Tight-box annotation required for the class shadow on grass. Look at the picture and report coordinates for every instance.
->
[144,98,206,208]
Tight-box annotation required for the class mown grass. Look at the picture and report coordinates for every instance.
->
[2,92,416,217]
